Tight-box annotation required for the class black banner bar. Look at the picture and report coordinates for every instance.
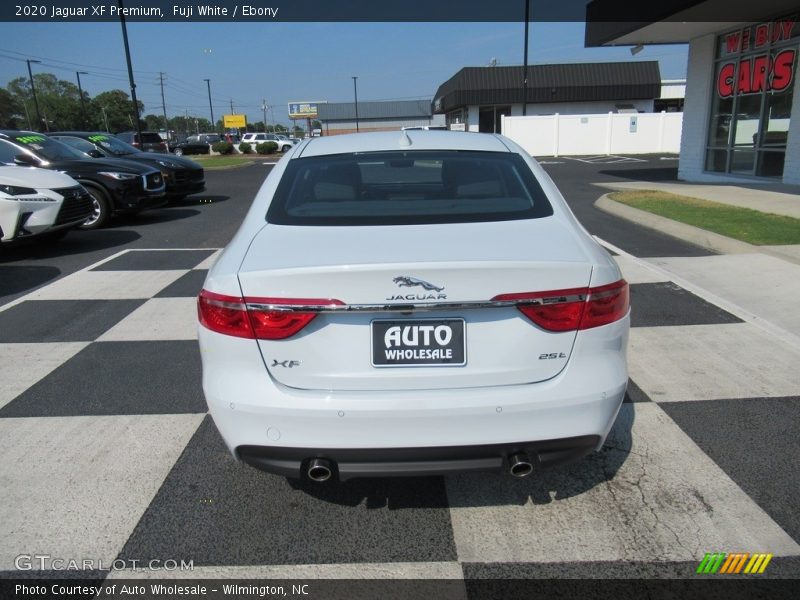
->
[0,1,793,23]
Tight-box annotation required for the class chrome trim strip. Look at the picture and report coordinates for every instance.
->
[246,294,586,314]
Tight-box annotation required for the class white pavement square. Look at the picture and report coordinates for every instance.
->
[446,403,800,564]
[0,414,204,571]
[98,298,199,341]
[194,249,222,271]
[27,270,188,300]
[647,254,800,336]
[0,342,89,410]
[628,323,800,402]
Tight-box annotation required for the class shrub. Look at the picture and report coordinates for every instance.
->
[238,142,252,154]
[256,141,279,155]
[211,141,234,155]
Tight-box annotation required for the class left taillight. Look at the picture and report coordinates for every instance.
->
[198,290,343,340]
[492,279,629,332]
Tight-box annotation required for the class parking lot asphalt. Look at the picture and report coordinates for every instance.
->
[1,155,798,587]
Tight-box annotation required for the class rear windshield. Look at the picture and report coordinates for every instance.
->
[266,150,553,226]
[139,133,164,144]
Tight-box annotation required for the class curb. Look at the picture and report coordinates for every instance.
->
[595,194,800,266]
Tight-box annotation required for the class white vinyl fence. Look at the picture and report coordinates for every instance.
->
[501,111,683,157]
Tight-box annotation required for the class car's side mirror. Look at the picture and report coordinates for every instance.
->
[88,150,103,158]
[13,154,39,166]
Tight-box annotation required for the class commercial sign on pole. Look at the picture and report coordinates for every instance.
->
[223,114,247,128]
[288,102,325,119]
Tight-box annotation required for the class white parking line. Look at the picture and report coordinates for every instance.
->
[566,155,648,164]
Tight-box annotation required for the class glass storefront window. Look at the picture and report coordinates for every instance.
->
[706,16,797,178]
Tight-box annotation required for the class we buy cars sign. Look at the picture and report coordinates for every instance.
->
[717,17,798,98]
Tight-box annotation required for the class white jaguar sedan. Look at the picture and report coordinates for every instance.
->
[198,131,629,483]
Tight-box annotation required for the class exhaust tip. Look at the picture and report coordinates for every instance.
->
[509,453,534,478]
[307,458,333,483]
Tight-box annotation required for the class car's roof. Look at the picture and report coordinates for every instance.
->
[297,131,511,158]
[50,131,109,136]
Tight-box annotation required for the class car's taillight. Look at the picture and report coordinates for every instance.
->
[492,279,628,332]
[198,290,252,338]
[198,290,343,340]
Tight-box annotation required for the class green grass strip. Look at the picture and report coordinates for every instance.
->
[191,156,253,168]
[609,190,800,246]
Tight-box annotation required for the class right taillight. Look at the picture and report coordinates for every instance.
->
[493,279,628,332]
[198,290,343,340]
[580,280,629,330]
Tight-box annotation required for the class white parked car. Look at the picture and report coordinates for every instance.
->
[198,131,629,483]
[0,166,93,243]
[240,133,294,153]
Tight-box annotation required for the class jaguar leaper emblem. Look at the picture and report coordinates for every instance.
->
[393,276,444,292]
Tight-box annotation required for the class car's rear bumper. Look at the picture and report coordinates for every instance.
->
[199,315,629,480]
[237,435,601,480]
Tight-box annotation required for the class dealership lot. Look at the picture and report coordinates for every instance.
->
[0,157,798,581]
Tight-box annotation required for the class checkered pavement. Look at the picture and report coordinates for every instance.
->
[1,247,798,582]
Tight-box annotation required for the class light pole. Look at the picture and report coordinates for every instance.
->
[26,59,42,131]
[522,0,530,117]
[261,99,268,132]
[76,71,88,129]
[204,78,214,132]
[352,76,359,133]
[117,0,142,141]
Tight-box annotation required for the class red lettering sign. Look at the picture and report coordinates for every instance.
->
[772,49,796,92]
[716,50,797,97]
[755,24,769,48]
[726,31,741,54]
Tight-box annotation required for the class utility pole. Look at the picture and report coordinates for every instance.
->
[26,59,42,131]
[117,0,142,141]
[101,106,109,131]
[76,71,88,129]
[158,72,168,135]
[22,102,31,130]
[261,99,267,132]
[352,76,359,133]
[522,0,530,117]
[204,78,214,132]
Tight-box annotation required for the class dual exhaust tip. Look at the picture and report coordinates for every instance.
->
[305,453,535,482]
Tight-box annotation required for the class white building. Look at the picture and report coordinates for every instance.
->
[586,1,799,183]
[433,62,673,133]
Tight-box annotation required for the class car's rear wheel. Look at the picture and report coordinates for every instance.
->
[80,185,111,229]
[174,147,184,156]
[281,145,290,153]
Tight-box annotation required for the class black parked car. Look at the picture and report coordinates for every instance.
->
[50,132,206,201]
[172,134,222,156]
[116,131,169,153]
[0,131,166,229]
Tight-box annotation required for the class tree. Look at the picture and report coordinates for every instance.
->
[0,89,21,128]
[90,90,144,133]
[7,73,84,131]
[144,114,166,131]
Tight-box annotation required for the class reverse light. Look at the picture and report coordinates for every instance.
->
[493,279,629,332]
[198,290,344,340]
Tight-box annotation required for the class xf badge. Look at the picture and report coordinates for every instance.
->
[271,359,300,368]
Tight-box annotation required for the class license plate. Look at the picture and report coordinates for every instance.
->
[371,318,466,367]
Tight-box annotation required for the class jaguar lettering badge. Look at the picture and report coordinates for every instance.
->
[388,276,446,301]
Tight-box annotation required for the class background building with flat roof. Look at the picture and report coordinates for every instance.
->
[317,100,444,136]
[432,62,669,133]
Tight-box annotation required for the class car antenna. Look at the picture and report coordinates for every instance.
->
[399,131,412,147]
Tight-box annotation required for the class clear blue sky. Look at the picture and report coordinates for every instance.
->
[0,21,688,127]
